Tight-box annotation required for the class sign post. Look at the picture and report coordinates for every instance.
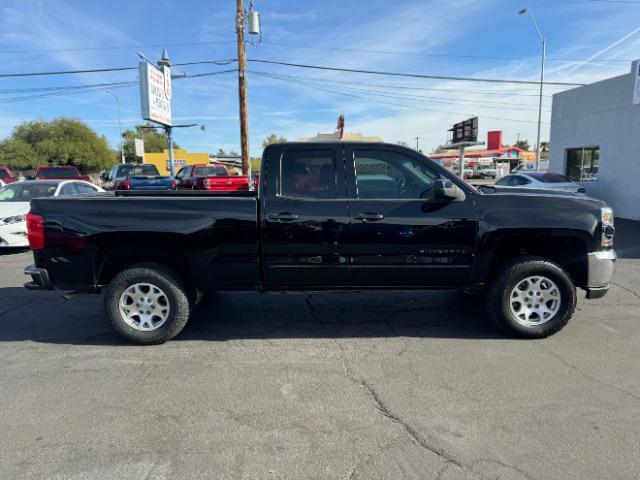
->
[447,117,482,180]
[139,49,174,175]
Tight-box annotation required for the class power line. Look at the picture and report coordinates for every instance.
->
[259,41,634,63]
[0,69,236,103]
[247,59,585,86]
[0,40,234,55]
[249,70,555,97]
[0,60,236,78]
[2,37,630,64]
[252,71,549,125]
[252,71,551,112]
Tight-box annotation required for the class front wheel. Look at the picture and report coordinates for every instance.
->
[104,263,192,344]
[486,257,577,338]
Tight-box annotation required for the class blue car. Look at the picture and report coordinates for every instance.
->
[101,164,174,191]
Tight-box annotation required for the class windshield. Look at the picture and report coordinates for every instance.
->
[194,166,229,176]
[527,172,571,183]
[117,165,159,177]
[0,183,57,202]
[0,169,10,179]
[38,167,79,178]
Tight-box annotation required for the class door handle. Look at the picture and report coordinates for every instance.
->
[269,212,299,222]
[354,212,384,221]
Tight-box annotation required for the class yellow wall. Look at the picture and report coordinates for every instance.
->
[144,149,210,176]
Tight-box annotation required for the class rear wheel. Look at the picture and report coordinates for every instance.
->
[104,264,191,344]
[486,257,576,338]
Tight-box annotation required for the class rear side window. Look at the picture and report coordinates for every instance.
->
[194,166,229,176]
[280,150,336,199]
[38,167,78,178]
[511,176,531,186]
[529,173,570,183]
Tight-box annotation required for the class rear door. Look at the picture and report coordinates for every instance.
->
[262,144,349,288]
[344,146,478,287]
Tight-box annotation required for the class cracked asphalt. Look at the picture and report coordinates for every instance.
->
[1,220,639,480]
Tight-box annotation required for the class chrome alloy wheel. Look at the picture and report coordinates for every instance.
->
[509,276,561,326]
[118,283,170,331]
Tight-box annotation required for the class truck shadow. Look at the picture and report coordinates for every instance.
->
[0,288,507,345]
[614,218,640,259]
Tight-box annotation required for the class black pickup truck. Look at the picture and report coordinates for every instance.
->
[24,142,616,344]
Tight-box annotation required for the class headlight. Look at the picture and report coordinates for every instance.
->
[1,214,27,225]
[601,207,614,248]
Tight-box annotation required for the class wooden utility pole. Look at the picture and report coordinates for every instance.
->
[236,0,250,175]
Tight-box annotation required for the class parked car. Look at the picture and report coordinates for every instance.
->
[174,164,249,191]
[451,164,474,179]
[34,166,92,182]
[474,164,497,179]
[101,163,175,191]
[495,172,586,194]
[0,180,103,248]
[0,166,18,184]
[24,142,615,344]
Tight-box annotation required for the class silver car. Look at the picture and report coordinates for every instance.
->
[495,172,586,194]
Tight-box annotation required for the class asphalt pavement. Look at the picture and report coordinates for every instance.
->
[0,221,639,480]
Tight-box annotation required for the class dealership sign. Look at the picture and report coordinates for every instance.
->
[139,62,172,126]
[134,138,145,158]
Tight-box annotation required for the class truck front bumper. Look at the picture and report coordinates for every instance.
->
[585,250,616,299]
[24,265,54,291]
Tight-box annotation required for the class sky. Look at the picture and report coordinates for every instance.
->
[1,0,640,156]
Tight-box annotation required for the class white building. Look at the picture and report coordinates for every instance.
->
[549,60,640,220]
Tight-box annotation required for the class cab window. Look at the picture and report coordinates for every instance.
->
[354,150,439,199]
[280,150,337,199]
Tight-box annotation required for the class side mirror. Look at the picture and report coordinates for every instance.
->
[434,178,466,202]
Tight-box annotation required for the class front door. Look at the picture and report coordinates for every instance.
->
[262,145,349,288]
[344,146,477,287]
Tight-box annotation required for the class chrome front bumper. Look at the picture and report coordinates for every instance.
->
[585,250,617,299]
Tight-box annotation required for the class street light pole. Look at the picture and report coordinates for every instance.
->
[519,7,545,171]
[415,136,420,152]
[105,89,125,164]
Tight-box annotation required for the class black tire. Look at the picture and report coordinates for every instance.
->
[103,263,191,344]
[485,256,576,338]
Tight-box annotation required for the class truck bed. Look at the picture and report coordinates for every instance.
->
[28,192,260,291]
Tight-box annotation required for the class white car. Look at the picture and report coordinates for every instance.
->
[0,180,103,248]
[494,172,586,194]
[0,179,4,188]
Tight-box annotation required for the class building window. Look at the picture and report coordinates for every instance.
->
[566,147,599,181]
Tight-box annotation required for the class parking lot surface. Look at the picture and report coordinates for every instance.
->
[1,221,639,480]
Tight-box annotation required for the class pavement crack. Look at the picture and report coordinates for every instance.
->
[342,365,464,469]
[543,344,640,401]
[611,282,640,299]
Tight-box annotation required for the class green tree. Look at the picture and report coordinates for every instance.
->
[515,139,530,151]
[250,157,261,172]
[540,141,550,160]
[262,133,287,150]
[0,118,115,172]
[121,123,179,163]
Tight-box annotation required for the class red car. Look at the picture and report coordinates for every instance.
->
[34,166,91,183]
[174,164,249,191]
[0,166,18,184]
